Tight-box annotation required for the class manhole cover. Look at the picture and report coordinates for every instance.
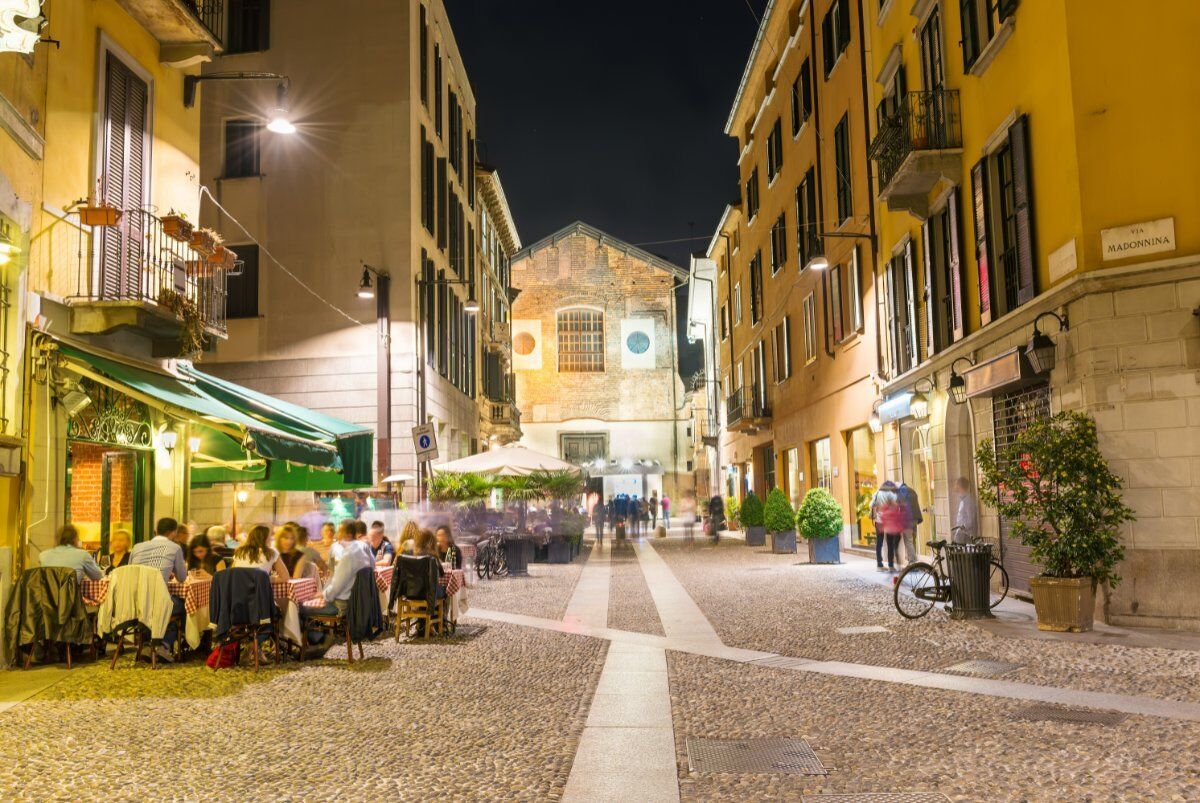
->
[748,656,812,670]
[802,794,951,802]
[687,738,828,775]
[1010,704,1129,726]
[941,659,1024,677]
[836,625,890,635]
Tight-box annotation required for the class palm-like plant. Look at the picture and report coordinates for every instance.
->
[531,469,586,501]
[496,474,545,532]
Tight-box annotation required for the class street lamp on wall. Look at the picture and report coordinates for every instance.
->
[908,378,935,421]
[1026,311,1069,375]
[948,357,977,405]
[868,399,883,433]
[183,72,296,135]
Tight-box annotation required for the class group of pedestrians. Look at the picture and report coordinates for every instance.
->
[868,480,923,572]
[591,490,671,541]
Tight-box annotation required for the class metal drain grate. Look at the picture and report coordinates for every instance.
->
[941,659,1024,677]
[836,625,890,635]
[687,738,829,775]
[748,656,813,670]
[1010,704,1129,726]
[801,794,951,802]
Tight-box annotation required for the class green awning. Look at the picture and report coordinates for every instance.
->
[57,344,374,489]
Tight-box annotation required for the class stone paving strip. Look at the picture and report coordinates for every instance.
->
[652,539,1200,703]
[564,539,611,629]
[608,540,666,636]
[0,622,606,801]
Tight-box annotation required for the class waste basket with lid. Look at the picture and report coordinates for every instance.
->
[946,543,994,620]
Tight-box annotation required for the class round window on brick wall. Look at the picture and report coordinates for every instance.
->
[626,331,650,355]
[513,332,536,356]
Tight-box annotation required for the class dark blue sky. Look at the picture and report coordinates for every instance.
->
[448,0,771,378]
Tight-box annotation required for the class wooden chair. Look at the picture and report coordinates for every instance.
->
[299,568,382,662]
[394,595,444,641]
[391,555,444,641]
[208,568,282,671]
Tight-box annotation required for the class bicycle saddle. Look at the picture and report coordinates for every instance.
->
[927,539,947,551]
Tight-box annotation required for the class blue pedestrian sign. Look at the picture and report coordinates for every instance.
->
[411,423,439,462]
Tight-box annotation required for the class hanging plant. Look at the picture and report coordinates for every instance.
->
[162,210,193,242]
[189,227,222,257]
[76,176,124,227]
[208,244,237,270]
[158,288,207,360]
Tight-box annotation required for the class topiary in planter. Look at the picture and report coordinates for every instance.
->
[764,487,797,553]
[740,492,765,546]
[797,487,843,563]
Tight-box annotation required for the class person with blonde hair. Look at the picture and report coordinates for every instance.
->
[232,524,290,583]
[274,523,309,579]
[398,520,421,557]
[98,528,133,574]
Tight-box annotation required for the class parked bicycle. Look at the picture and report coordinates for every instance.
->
[474,529,512,580]
[893,528,1009,619]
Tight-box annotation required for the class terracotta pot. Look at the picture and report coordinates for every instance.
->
[79,205,122,227]
[189,230,216,257]
[162,215,193,241]
[1029,575,1096,632]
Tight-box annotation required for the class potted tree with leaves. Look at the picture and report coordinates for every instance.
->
[740,492,765,546]
[764,487,797,554]
[797,487,843,564]
[976,411,1133,632]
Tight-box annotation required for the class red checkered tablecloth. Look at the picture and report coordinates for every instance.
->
[441,569,464,597]
[81,577,196,610]
[375,565,393,593]
[282,577,319,605]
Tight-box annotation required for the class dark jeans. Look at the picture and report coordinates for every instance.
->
[162,595,185,651]
[876,532,901,568]
[875,532,885,567]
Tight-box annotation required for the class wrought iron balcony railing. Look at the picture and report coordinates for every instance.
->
[183,0,225,43]
[726,384,771,428]
[71,209,228,338]
[869,89,962,192]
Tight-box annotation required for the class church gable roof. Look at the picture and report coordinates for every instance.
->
[513,221,687,280]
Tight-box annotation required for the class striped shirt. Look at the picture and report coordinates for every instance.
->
[130,535,187,585]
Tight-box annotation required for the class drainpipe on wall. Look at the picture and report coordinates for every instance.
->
[375,270,392,483]
[854,0,883,381]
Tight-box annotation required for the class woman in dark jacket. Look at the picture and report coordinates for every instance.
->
[434,526,461,569]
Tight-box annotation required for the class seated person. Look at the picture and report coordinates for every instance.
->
[304,519,375,618]
[186,532,227,578]
[274,523,309,579]
[367,521,395,566]
[397,521,421,558]
[231,525,290,584]
[40,524,104,583]
[297,525,328,575]
[435,525,462,570]
[315,522,336,566]
[130,517,189,663]
[97,528,133,574]
[412,529,446,599]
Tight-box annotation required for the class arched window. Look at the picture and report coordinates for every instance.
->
[557,308,605,372]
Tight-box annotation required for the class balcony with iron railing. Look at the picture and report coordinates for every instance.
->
[68,209,229,353]
[869,89,963,218]
[117,0,225,63]
[726,384,771,433]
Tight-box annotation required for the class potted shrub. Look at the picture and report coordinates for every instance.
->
[724,495,741,530]
[76,178,122,227]
[976,411,1134,632]
[740,492,765,546]
[797,487,843,564]
[162,210,193,242]
[764,487,797,554]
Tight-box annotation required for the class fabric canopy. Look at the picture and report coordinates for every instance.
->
[433,443,581,477]
[58,344,373,490]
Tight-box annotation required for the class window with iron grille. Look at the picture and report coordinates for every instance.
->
[557,308,605,372]
[992,380,1049,590]
[770,212,787,275]
[834,114,853,223]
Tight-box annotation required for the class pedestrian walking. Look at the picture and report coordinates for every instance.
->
[629,496,642,537]
[649,491,660,529]
[953,476,978,543]
[707,494,725,543]
[593,497,608,544]
[869,481,904,572]
[661,494,671,528]
[678,494,693,541]
[896,482,923,566]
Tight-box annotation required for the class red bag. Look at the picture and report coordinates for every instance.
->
[206,642,239,669]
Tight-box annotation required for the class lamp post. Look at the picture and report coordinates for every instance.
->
[183,73,297,135]
[358,264,392,482]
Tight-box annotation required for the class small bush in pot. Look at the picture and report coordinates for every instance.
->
[763,487,797,554]
[724,495,741,530]
[797,487,843,564]
[739,492,765,546]
[975,410,1134,632]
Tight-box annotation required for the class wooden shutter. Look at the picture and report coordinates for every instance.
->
[830,265,844,343]
[903,241,918,369]
[948,187,965,341]
[921,219,935,359]
[837,0,851,51]
[883,258,898,374]
[998,0,1020,19]
[959,0,978,70]
[971,160,992,326]
[1009,115,1037,305]
[822,11,834,74]
[101,54,148,301]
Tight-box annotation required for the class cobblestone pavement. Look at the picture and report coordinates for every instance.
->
[667,650,1200,802]
[467,543,591,620]
[608,540,665,636]
[655,538,1200,703]
[0,622,605,802]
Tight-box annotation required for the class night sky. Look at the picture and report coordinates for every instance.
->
[447,0,771,380]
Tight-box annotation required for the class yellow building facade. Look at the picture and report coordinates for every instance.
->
[710,0,882,548]
[867,0,1200,627]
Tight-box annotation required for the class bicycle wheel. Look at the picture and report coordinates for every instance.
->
[494,546,509,577]
[475,547,488,580]
[988,559,1010,609]
[894,562,942,619]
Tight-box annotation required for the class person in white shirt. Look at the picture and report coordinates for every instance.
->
[306,521,373,618]
[231,525,290,583]
[39,524,104,584]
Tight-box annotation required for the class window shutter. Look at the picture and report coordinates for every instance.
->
[1009,115,1037,305]
[948,187,965,341]
[921,219,935,359]
[885,257,900,374]
[959,0,977,71]
[101,55,148,300]
[998,0,1020,20]
[903,241,918,369]
[822,12,834,74]
[971,160,992,326]
[830,265,844,343]
[837,0,851,51]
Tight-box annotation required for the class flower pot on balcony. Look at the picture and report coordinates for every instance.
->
[208,245,236,270]
[770,529,797,554]
[79,205,122,227]
[162,214,193,242]
[189,229,217,257]
[1029,575,1096,632]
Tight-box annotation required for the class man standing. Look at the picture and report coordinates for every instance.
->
[648,491,660,530]
[954,476,978,543]
[896,482,923,566]
[592,497,608,544]
[130,517,189,663]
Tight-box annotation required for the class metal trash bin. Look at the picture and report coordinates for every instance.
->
[946,543,994,620]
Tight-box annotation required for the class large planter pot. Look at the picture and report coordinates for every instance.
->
[770,530,797,554]
[502,538,533,576]
[745,525,766,546]
[547,539,572,564]
[806,536,841,564]
[1029,575,1096,632]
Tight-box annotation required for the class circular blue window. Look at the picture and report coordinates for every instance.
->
[626,331,650,355]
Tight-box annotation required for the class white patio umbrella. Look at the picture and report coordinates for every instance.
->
[432,443,581,476]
